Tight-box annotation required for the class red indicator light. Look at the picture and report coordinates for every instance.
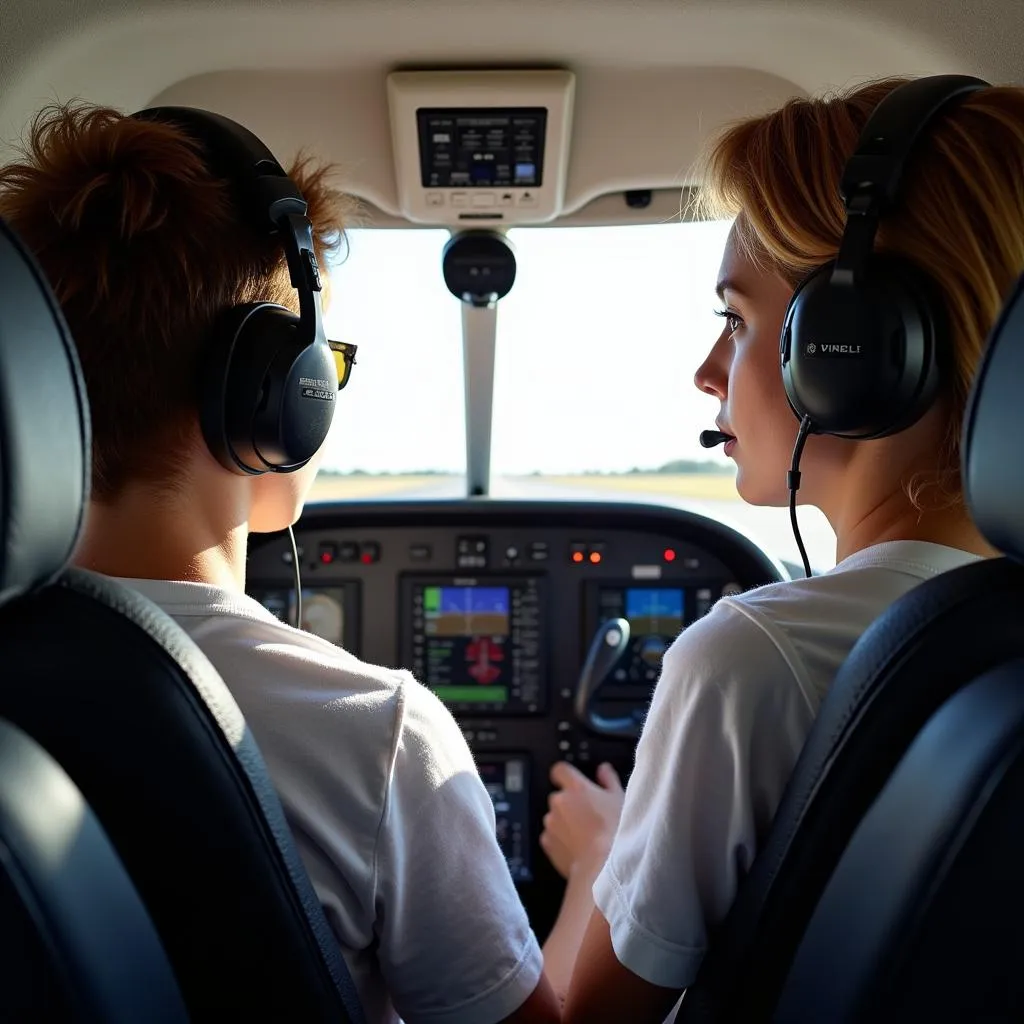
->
[361,553,373,564]
[320,552,333,564]
[572,551,584,563]
[663,549,676,562]
[589,551,602,564]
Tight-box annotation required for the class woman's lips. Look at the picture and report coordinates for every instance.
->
[715,426,737,455]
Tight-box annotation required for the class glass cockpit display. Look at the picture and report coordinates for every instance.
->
[405,576,544,713]
[249,584,359,652]
[478,756,532,882]
[596,586,685,685]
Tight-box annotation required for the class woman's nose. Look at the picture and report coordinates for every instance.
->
[694,349,726,400]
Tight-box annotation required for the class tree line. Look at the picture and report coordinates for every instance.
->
[318,459,733,477]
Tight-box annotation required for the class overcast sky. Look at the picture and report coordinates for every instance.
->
[320,219,735,475]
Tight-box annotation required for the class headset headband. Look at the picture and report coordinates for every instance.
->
[133,106,325,351]
[832,74,989,286]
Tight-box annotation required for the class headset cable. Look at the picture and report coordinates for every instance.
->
[286,524,303,629]
[788,416,815,579]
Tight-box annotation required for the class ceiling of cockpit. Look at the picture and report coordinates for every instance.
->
[1,0,1022,221]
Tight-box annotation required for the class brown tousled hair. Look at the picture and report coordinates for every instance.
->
[0,102,355,498]
[697,77,1024,509]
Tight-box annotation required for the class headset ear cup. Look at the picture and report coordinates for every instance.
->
[781,263,833,424]
[200,302,292,475]
[201,301,337,476]
[869,254,945,435]
[781,256,942,439]
[200,304,259,474]
[251,328,337,470]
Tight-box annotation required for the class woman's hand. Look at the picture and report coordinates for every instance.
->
[540,760,625,880]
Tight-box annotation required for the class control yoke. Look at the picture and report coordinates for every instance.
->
[575,618,646,739]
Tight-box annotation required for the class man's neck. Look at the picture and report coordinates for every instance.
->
[75,484,250,592]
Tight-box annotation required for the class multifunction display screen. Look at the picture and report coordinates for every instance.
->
[405,577,544,713]
[596,586,685,686]
[417,107,547,189]
[479,757,532,882]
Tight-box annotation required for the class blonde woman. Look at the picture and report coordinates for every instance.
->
[540,76,1024,1021]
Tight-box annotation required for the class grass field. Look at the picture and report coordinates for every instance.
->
[307,474,450,500]
[307,472,741,502]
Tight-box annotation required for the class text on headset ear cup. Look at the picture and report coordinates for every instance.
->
[781,253,944,439]
[250,312,337,469]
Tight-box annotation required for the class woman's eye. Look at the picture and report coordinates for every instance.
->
[714,308,743,334]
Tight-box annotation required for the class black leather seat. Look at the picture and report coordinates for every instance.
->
[776,658,1024,1023]
[0,718,188,1023]
[776,271,1024,1022]
[0,219,364,1021]
[678,273,1024,1024]
[0,216,186,1022]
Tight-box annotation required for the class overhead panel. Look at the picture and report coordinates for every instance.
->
[387,70,575,226]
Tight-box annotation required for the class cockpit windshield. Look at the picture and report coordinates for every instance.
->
[319,227,467,499]
[315,223,836,570]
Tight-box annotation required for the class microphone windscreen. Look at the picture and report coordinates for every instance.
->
[699,429,732,448]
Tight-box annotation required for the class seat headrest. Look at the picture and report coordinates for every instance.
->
[0,218,90,606]
[964,272,1024,562]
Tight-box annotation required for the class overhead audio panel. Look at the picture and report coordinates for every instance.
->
[387,70,575,226]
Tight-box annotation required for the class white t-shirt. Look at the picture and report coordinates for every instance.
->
[116,577,543,1024]
[593,540,982,992]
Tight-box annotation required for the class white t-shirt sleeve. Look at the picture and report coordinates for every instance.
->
[373,678,543,1024]
[593,600,817,990]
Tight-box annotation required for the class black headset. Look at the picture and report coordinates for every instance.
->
[133,106,342,475]
[780,74,990,440]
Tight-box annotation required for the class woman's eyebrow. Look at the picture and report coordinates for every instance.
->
[715,277,749,301]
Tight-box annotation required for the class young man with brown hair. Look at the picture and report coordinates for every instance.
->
[0,103,567,1024]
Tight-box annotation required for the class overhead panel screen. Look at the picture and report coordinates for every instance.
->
[417,107,547,189]
[407,577,544,713]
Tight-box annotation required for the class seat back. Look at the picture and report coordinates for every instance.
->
[0,572,366,1022]
[775,270,1024,1023]
[679,274,1024,1023]
[0,218,88,604]
[776,659,1024,1023]
[0,216,364,1022]
[0,717,188,1023]
[1,572,369,1021]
